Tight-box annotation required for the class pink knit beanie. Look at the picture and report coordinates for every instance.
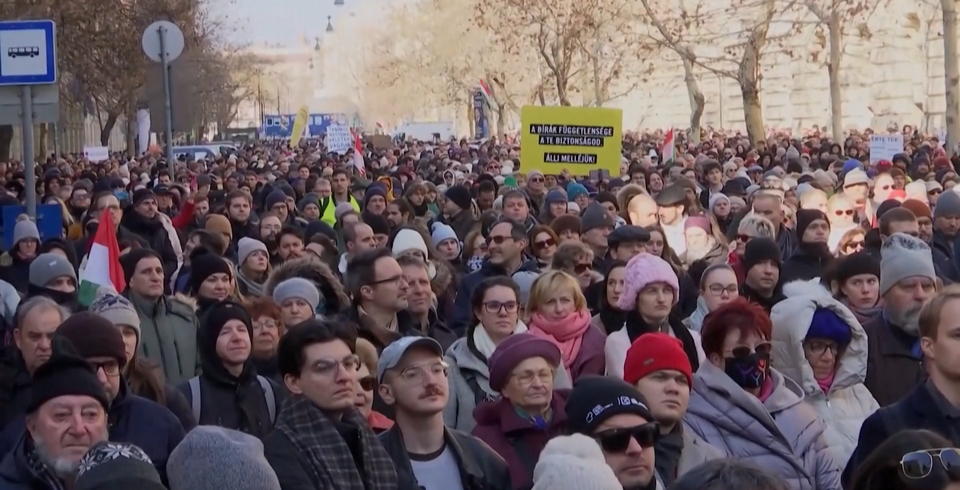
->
[617,253,679,311]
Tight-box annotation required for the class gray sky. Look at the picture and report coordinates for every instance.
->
[216,0,343,46]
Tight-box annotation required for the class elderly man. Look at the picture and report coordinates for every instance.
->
[863,233,940,406]
[0,338,110,489]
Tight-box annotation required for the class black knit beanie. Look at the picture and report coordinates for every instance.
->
[29,336,110,413]
[795,209,829,241]
[199,300,253,355]
[56,312,127,369]
[835,252,881,284]
[743,237,782,272]
[189,254,233,296]
[119,248,163,286]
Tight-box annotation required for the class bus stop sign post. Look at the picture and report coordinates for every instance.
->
[0,20,59,219]
[142,21,184,173]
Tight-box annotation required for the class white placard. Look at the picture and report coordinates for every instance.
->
[870,134,903,164]
[83,146,110,162]
[326,124,352,154]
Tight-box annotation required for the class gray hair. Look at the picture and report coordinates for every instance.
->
[738,214,776,239]
[15,296,69,329]
[668,460,790,490]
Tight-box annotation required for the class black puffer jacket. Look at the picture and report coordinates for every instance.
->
[264,255,351,316]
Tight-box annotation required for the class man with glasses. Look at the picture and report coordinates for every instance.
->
[346,248,418,353]
[841,169,874,222]
[378,336,510,490]
[49,312,185,482]
[565,376,663,490]
[450,219,539,335]
[265,318,401,490]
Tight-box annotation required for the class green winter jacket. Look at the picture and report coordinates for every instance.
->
[128,291,201,386]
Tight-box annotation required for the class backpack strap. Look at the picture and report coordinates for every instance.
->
[257,375,277,423]
[188,376,201,422]
[462,370,497,407]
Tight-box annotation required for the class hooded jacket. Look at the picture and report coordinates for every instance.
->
[442,328,573,433]
[449,258,540,335]
[770,280,880,465]
[128,291,200,386]
[264,255,350,317]
[683,362,842,490]
[177,311,286,440]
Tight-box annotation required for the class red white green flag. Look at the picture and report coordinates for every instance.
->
[662,129,676,165]
[79,211,126,306]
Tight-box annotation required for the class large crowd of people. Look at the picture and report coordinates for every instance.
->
[0,124,956,490]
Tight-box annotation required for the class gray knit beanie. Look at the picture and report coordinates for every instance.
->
[935,189,960,219]
[237,237,269,266]
[880,233,938,295]
[29,253,76,288]
[89,293,141,347]
[13,219,40,245]
[167,426,280,490]
[272,277,320,311]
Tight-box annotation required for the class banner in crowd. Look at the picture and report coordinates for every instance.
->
[519,105,622,176]
[327,124,353,154]
[83,146,110,163]
[473,90,489,139]
[2,206,62,250]
[289,106,310,147]
[869,133,903,163]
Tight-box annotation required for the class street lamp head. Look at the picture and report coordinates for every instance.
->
[335,0,345,5]
[326,16,334,32]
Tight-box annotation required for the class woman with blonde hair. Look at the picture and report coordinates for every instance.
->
[525,270,606,381]
[728,214,776,283]
[355,337,393,433]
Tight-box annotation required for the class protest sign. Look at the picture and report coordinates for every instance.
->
[520,106,622,176]
[870,134,903,164]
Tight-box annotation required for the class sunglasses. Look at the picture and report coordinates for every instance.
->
[359,375,376,392]
[534,238,555,249]
[595,423,660,453]
[834,209,855,216]
[530,177,544,183]
[736,234,755,243]
[574,263,593,274]
[930,189,943,196]
[901,448,960,479]
[844,240,865,251]
[488,235,513,245]
[731,342,772,359]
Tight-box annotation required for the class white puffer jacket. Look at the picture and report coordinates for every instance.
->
[770,280,880,465]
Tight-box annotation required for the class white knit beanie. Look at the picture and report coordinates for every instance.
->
[880,233,937,295]
[532,434,622,490]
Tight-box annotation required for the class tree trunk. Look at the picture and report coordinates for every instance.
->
[496,103,507,139]
[126,98,137,157]
[538,84,546,105]
[100,112,119,146]
[592,46,602,107]
[0,125,12,162]
[682,57,705,144]
[741,79,765,146]
[943,0,960,155]
[556,76,571,106]
[828,13,844,143]
[38,123,48,160]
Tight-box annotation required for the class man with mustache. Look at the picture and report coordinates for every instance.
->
[378,337,511,490]
[863,233,940,406]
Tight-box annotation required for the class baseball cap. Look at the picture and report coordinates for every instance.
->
[153,184,172,195]
[843,169,870,188]
[376,336,443,383]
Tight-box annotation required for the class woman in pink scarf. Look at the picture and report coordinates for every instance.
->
[525,270,606,381]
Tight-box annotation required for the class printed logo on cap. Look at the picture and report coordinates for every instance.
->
[584,397,648,424]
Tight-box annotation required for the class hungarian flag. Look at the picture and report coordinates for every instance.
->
[479,79,496,108]
[79,212,126,306]
[350,128,366,176]
[661,129,676,165]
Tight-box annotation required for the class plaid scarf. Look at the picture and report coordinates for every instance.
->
[276,395,399,490]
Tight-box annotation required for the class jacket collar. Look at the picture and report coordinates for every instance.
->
[381,425,484,482]
[483,393,568,434]
[875,313,919,359]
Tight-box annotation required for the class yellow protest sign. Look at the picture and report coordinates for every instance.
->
[290,106,310,147]
[520,106,622,176]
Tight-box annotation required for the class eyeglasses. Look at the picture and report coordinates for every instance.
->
[530,177,544,183]
[309,355,360,377]
[488,235,514,245]
[901,448,960,479]
[253,320,279,331]
[511,368,555,387]
[358,375,376,392]
[804,340,841,356]
[397,361,449,385]
[707,284,739,296]
[370,274,407,287]
[89,360,121,377]
[730,342,772,359]
[595,422,660,453]
[483,300,518,313]
[534,238,555,249]
[930,189,943,196]
[574,263,593,274]
[736,234,755,243]
[834,209,855,216]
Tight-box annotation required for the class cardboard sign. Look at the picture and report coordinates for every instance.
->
[83,146,110,162]
[520,106,622,176]
[869,134,903,164]
[327,124,352,154]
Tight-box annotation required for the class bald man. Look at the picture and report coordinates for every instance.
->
[626,193,658,227]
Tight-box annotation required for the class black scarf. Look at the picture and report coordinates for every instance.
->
[624,311,700,372]
[597,281,627,335]
[275,396,399,490]
[654,425,684,486]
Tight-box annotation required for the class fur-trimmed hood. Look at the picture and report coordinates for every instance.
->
[265,256,350,314]
[431,258,454,293]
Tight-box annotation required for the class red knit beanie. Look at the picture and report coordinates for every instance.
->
[623,332,693,387]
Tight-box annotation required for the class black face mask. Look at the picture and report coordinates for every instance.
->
[724,352,769,390]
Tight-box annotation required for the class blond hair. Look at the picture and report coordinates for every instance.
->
[526,270,587,315]
[919,284,959,340]
[738,214,776,239]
